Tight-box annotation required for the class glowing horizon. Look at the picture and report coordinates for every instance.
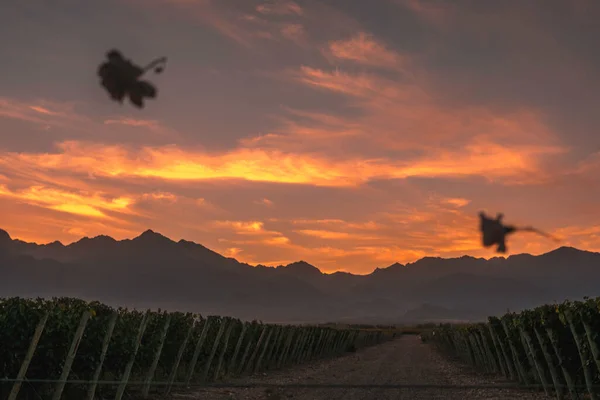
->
[0,225,585,276]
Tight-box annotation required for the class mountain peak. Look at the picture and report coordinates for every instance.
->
[0,229,11,251]
[280,260,322,276]
[542,246,595,258]
[387,262,404,269]
[0,229,11,242]
[135,229,174,243]
[552,245,588,253]
[371,262,404,274]
[69,234,116,248]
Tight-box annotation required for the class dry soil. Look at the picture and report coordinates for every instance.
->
[169,335,549,400]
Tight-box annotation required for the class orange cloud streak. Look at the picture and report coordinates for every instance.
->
[0,184,134,218]
[0,138,564,188]
[326,32,407,69]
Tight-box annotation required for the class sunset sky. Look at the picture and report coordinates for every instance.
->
[1,0,599,274]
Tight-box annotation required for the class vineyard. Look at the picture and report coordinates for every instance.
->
[0,297,395,400]
[426,297,600,399]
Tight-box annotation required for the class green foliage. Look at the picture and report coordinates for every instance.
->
[0,297,393,399]
[427,297,600,396]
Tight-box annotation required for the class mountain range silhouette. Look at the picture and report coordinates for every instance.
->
[1,228,598,324]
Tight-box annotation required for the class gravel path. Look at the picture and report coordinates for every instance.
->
[171,335,548,400]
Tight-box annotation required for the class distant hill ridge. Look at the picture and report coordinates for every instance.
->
[0,227,598,324]
[1,227,593,275]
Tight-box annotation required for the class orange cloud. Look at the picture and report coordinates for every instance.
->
[0,138,563,188]
[0,184,134,218]
[296,230,353,240]
[292,66,418,101]
[440,197,471,208]
[141,192,178,202]
[326,32,407,69]
[29,106,60,116]
[286,64,568,182]
[0,97,85,127]
[295,229,381,241]
[290,219,383,231]
[212,220,266,234]
[255,198,274,206]
[224,247,243,258]
[104,118,159,129]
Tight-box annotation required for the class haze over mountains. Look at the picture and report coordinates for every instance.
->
[1,228,599,324]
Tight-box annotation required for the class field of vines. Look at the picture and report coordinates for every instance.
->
[425,297,600,400]
[0,297,395,400]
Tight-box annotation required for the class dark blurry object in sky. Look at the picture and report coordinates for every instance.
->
[479,211,560,253]
[97,50,167,109]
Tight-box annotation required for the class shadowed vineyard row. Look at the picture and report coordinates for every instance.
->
[0,297,396,400]
[425,297,600,400]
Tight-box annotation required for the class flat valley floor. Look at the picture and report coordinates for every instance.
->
[169,335,548,400]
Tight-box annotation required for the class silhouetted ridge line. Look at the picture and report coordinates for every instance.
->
[0,226,598,323]
[0,227,596,275]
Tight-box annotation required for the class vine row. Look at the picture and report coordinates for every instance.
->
[424,297,600,399]
[0,297,396,400]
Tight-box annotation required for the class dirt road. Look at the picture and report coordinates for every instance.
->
[172,335,548,400]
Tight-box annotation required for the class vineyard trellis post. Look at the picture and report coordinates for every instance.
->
[263,326,282,369]
[322,330,335,358]
[476,327,498,373]
[544,326,577,400]
[311,329,325,361]
[490,323,517,380]
[566,310,598,399]
[487,324,509,378]
[511,326,542,384]
[500,318,529,384]
[278,327,298,367]
[276,327,292,366]
[254,326,275,374]
[467,334,484,369]
[86,311,119,400]
[115,310,151,400]
[8,312,49,400]
[186,316,212,385]
[291,328,306,364]
[519,326,551,397]
[200,317,229,382]
[516,329,539,383]
[142,313,172,398]
[271,326,289,368]
[52,310,91,400]
[226,321,248,376]
[244,324,269,374]
[533,325,566,400]
[236,324,259,375]
[580,315,600,374]
[214,318,236,381]
[164,317,197,396]
[275,327,292,368]
[302,328,318,362]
